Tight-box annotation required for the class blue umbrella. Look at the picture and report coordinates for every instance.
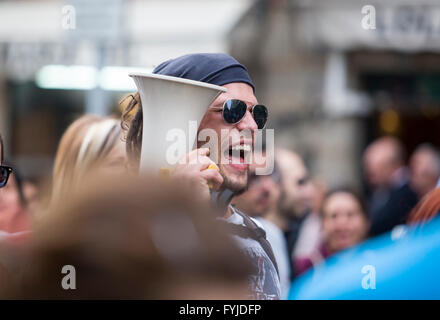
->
[288,217,440,299]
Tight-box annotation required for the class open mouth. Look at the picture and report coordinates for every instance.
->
[224,143,252,171]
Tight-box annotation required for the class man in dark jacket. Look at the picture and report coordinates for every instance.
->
[363,137,418,236]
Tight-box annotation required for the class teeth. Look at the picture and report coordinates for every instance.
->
[231,144,251,152]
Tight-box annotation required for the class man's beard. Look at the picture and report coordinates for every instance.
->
[278,189,308,219]
[219,164,249,195]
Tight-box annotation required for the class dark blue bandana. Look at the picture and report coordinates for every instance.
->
[153,53,255,92]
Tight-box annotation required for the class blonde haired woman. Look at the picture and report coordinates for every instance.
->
[51,115,126,203]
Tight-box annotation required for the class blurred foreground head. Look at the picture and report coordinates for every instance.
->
[4,173,251,299]
[363,136,405,189]
[51,115,126,203]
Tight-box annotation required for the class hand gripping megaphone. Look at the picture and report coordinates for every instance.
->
[129,73,234,212]
[129,72,234,213]
[129,72,226,173]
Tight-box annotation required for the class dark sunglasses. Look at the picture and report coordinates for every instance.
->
[214,99,268,129]
[0,165,12,188]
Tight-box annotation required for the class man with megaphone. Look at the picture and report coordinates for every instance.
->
[122,53,280,300]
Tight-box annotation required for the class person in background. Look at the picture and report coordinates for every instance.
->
[22,180,39,214]
[50,115,126,207]
[0,134,30,235]
[409,144,440,199]
[292,178,326,270]
[0,134,31,291]
[232,150,279,218]
[363,136,418,236]
[233,151,290,299]
[0,163,30,234]
[294,187,370,276]
[275,149,313,278]
[0,117,126,292]
[2,173,252,299]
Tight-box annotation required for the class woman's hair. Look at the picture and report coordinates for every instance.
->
[121,92,143,166]
[320,186,368,219]
[51,115,122,202]
[407,188,440,225]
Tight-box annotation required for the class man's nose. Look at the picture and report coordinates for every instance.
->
[236,110,258,131]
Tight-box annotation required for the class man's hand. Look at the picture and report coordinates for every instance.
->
[172,148,223,202]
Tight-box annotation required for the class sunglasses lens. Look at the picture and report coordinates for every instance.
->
[223,99,247,124]
[252,105,268,129]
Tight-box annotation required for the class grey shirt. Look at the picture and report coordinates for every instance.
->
[225,206,281,300]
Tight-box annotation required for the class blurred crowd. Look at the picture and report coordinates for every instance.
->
[0,53,439,300]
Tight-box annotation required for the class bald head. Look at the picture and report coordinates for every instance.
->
[276,149,312,218]
[363,137,405,189]
[276,149,305,178]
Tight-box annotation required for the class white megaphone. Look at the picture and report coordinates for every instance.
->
[129,72,226,173]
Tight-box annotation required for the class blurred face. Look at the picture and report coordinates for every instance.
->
[363,146,397,189]
[278,159,312,217]
[0,173,22,215]
[410,150,440,197]
[198,83,258,193]
[233,174,281,217]
[309,179,327,214]
[322,192,369,253]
